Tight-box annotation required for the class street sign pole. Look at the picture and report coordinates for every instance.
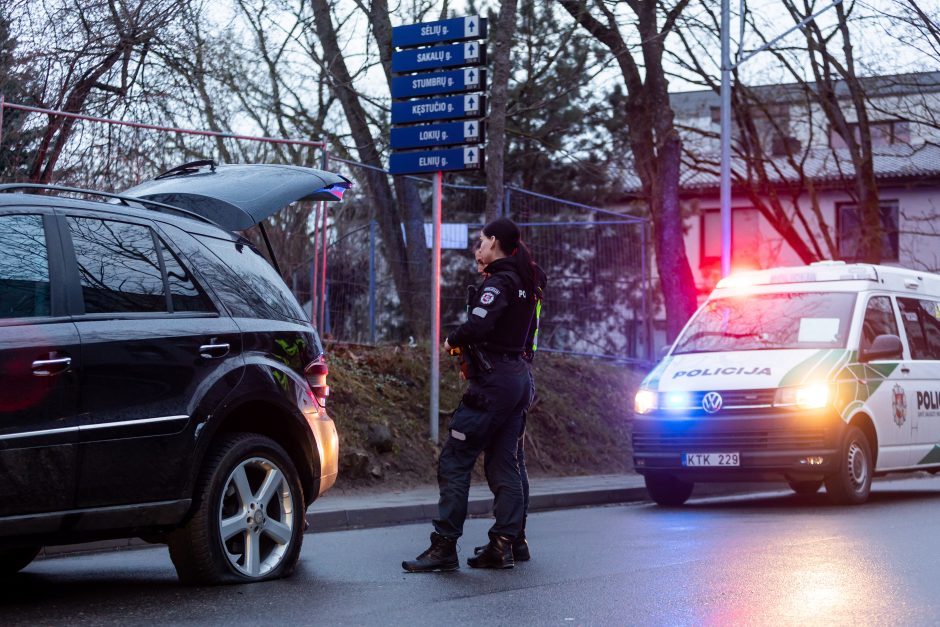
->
[390,15,487,443]
[429,170,443,442]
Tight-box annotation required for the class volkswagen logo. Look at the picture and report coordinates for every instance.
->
[702,391,723,414]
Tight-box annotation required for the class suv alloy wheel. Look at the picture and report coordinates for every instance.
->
[168,433,305,585]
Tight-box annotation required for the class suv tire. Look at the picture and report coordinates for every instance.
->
[168,433,305,585]
[824,425,873,505]
[644,473,694,506]
[0,546,41,576]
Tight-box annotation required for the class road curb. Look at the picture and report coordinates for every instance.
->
[36,485,650,560]
[305,486,650,533]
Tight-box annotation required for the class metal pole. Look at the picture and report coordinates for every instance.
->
[319,200,328,331]
[720,0,733,278]
[430,170,443,443]
[369,219,377,344]
[311,202,321,325]
[641,221,652,362]
[319,149,330,331]
[0,94,5,148]
[503,186,511,219]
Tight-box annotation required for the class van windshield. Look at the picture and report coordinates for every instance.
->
[673,292,857,354]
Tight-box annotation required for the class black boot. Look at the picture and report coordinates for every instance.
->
[467,533,514,569]
[475,531,529,562]
[402,532,459,573]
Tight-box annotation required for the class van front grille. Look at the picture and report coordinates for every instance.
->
[633,428,827,452]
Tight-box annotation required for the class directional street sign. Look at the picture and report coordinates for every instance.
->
[391,41,485,74]
[391,67,486,99]
[389,146,483,175]
[391,93,485,125]
[392,15,487,48]
[390,120,484,150]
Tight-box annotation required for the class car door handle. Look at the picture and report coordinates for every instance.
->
[901,366,911,374]
[32,357,72,377]
[199,343,230,359]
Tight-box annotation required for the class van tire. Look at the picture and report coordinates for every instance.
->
[788,480,823,495]
[824,425,873,505]
[644,474,694,506]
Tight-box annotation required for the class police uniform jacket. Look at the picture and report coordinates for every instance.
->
[447,257,536,353]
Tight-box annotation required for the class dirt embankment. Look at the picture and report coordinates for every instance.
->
[324,342,645,490]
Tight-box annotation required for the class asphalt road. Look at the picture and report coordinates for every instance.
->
[6,475,940,625]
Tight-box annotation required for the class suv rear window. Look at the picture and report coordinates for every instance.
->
[194,234,306,322]
[0,214,51,318]
[673,292,856,354]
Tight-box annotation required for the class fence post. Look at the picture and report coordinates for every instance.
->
[369,219,377,344]
[642,221,653,362]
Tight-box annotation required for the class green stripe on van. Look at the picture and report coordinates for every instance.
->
[917,446,940,465]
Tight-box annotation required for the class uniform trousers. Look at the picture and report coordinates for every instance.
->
[433,356,530,540]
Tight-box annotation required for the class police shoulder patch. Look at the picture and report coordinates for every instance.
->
[480,292,495,305]
[483,286,500,295]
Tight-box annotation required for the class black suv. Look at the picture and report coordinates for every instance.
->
[0,163,348,584]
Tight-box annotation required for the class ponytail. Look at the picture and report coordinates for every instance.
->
[482,217,538,300]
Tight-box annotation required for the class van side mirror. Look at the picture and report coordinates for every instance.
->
[658,344,672,359]
[860,334,903,362]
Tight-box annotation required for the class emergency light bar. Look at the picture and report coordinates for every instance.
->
[716,262,879,290]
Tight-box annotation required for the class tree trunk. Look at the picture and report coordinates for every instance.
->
[559,0,698,341]
[310,0,422,337]
[484,0,519,221]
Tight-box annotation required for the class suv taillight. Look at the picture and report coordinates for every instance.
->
[305,356,329,405]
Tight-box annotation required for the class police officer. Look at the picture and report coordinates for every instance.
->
[403,217,539,572]
[473,248,546,563]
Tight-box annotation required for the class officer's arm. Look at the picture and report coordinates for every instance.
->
[447,276,510,347]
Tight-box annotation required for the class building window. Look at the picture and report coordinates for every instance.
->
[837,201,899,262]
[829,120,910,149]
[701,208,762,269]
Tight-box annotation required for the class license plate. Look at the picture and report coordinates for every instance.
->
[682,452,740,467]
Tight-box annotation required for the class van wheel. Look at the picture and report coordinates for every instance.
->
[788,480,823,495]
[824,425,873,505]
[168,433,305,585]
[0,546,41,576]
[644,474,694,506]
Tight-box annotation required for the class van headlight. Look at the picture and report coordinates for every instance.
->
[774,383,830,410]
[634,388,658,414]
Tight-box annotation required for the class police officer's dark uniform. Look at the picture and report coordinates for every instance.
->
[403,255,536,572]
[474,263,545,562]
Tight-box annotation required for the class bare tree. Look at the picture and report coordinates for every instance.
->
[12,0,186,183]
[558,0,698,341]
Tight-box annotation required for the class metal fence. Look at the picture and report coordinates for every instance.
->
[310,158,653,363]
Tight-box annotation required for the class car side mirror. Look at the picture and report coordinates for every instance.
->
[861,334,903,362]
[658,343,673,359]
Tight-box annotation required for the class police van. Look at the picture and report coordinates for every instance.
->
[633,261,940,506]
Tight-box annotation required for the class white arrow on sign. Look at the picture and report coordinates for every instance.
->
[465,16,478,36]
[464,42,478,61]
[464,121,478,138]
[465,95,478,112]
[464,147,478,165]
[464,68,478,87]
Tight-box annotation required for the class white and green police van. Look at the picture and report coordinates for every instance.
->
[633,261,940,506]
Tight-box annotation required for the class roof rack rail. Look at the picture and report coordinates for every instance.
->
[0,183,219,227]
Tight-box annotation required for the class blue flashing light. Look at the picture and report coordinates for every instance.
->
[664,392,691,410]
